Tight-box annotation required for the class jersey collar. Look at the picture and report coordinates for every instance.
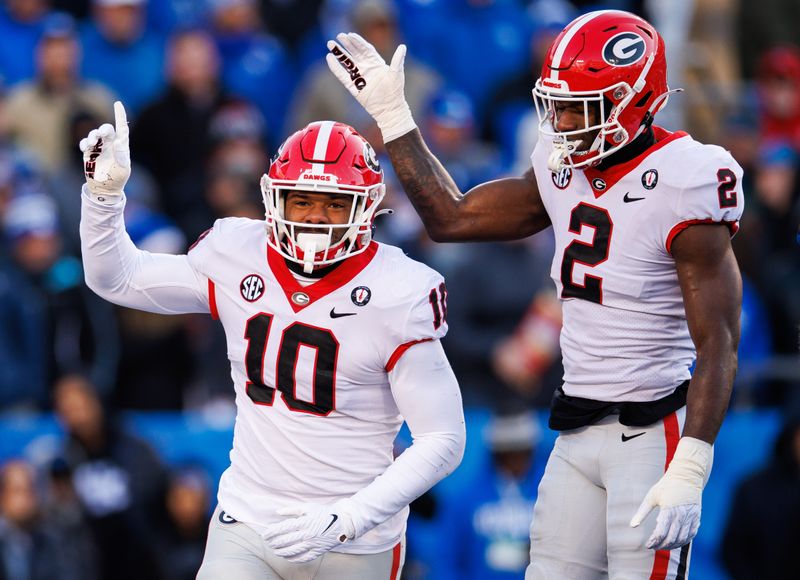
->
[583,126,687,198]
[267,241,379,313]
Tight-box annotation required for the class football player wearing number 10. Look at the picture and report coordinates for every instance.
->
[79,103,465,579]
[328,9,744,580]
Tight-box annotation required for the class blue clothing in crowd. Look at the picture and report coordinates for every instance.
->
[399,0,535,121]
[435,457,544,580]
[0,7,46,87]
[79,23,165,116]
[215,32,294,144]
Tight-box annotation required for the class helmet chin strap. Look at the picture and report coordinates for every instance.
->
[296,233,330,274]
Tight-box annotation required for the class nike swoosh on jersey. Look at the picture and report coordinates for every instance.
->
[623,192,645,203]
[330,308,357,318]
[322,514,338,534]
[621,432,646,442]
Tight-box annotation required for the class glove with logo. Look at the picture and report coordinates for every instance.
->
[79,101,131,202]
[326,32,416,142]
[261,501,357,563]
[630,437,713,551]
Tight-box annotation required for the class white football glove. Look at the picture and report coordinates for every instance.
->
[630,437,713,551]
[261,501,357,563]
[326,32,416,142]
[79,100,131,200]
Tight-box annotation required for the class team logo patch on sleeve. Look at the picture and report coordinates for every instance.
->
[641,169,658,190]
[240,274,265,302]
[351,286,371,306]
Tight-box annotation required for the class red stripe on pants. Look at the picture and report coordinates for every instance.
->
[389,542,402,580]
[649,412,681,580]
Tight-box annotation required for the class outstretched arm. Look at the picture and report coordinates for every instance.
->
[385,130,550,241]
[327,33,550,242]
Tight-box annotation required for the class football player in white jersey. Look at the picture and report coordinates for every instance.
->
[327,9,743,580]
[78,106,466,579]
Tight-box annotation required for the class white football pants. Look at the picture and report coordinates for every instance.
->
[526,408,693,580]
[197,505,405,580]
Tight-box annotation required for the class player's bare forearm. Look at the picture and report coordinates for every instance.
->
[384,130,550,241]
[672,224,742,444]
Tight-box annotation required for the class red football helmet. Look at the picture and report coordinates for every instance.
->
[532,10,671,171]
[260,121,386,272]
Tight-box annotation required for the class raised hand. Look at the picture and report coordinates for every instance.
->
[79,101,131,199]
[326,32,416,142]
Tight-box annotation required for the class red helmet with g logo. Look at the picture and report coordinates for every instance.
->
[260,121,385,272]
[532,10,670,171]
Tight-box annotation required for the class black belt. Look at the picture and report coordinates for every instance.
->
[548,380,689,431]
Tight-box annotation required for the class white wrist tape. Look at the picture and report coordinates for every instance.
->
[376,103,417,143]
[669,436,713,488]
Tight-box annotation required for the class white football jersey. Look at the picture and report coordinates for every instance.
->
[187,218,448,553]
[532,127,744,402]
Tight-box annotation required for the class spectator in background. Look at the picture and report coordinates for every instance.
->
[291,0,441,145]
[53,373,167,580]
[437,411,543,580]
[401,0,536,129]
[112,212,194,411]
[679,0,740,145]
[258,0,323,49]
[143,0,209,36]
[204,101,267,221]
[131,28,240,242]
[4,12,115,175]
[155,465,211,580]
[442,235,555,410]
[79,0,164,116]
[422,89,501,191]
[0,0,50,86]
[209,0,293,143]
[0,82,48,216]
[745,142,800,410]
[755,46,800,151]
[0,193,118,409]
[736,0,800,81]
[42,458,99,580]
[0,459,62,579]
[720,414,800,580]
[492,287,562,406]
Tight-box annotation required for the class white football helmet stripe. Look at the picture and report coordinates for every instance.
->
[311,121,335,174]
[549,10,613,82]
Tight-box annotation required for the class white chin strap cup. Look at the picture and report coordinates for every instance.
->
[548,139,580,172]
[296,233,330,274]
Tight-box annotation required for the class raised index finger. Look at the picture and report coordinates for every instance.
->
[114,101,128,140]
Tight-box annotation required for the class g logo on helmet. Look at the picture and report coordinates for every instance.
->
[602,32,646,67]
[363,143,381,174]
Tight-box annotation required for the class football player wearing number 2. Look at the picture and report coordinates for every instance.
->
[79,104,465,579]
[328,9,743,580]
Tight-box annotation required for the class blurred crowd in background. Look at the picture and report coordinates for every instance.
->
[0,0,798,578]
